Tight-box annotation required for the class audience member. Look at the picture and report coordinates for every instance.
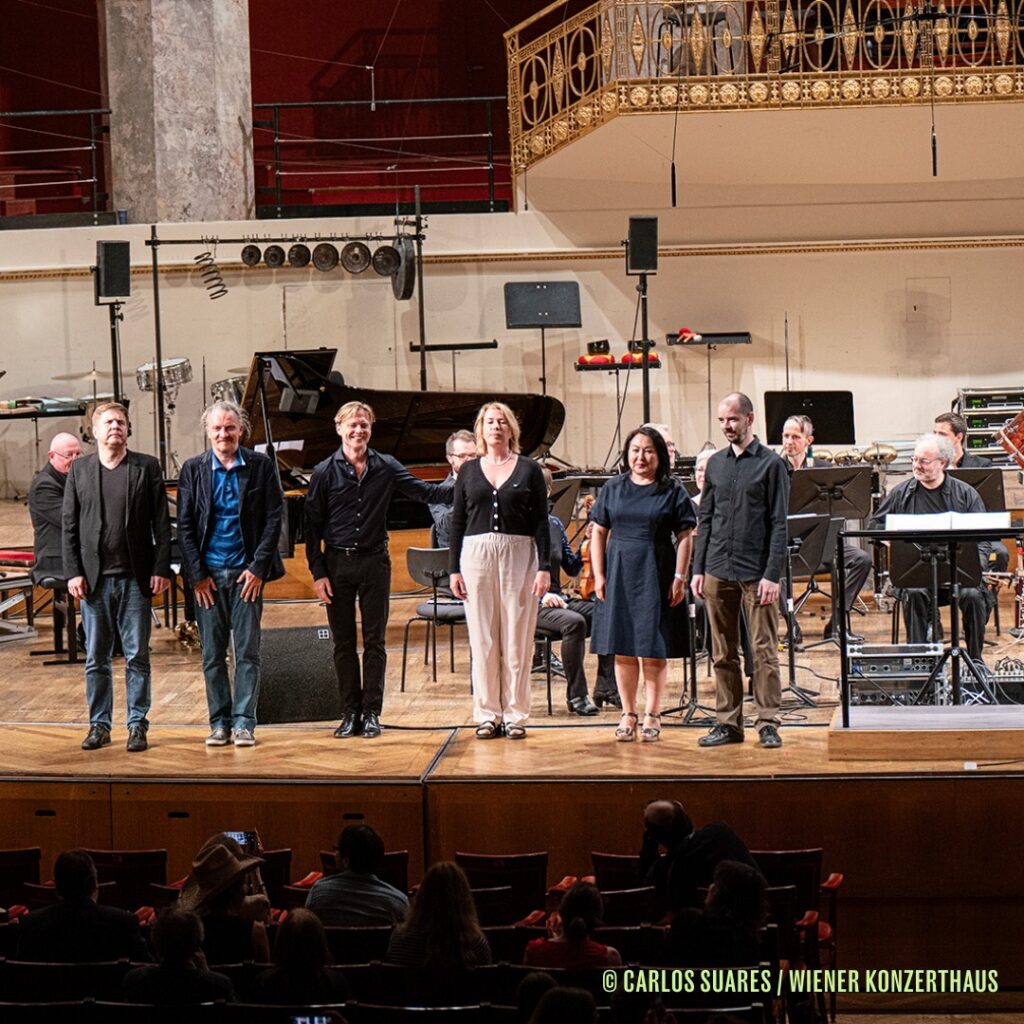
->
[257,908,349,1005]
[122,909,235,1005]
[667,859,767,967]
[516,971,557,1023]
[385,861,492,968]
[610,991,679,1024]
[639,800,757,912]
[16,849,150,963]
[525,881,622,969]
[530,986,598,1024]
[305,824,409,926]
[178,839,271,964]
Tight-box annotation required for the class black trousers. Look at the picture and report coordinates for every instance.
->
[902,586,987,662]
[324,548,391,715]
[535,598,615,701]
[837,543,873,612]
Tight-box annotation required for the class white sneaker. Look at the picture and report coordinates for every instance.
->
[232,728,256,747]
[205,727,230,747]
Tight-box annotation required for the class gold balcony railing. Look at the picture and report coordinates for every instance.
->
[506,0,1024,175]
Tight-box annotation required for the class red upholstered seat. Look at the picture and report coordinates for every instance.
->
[0,550,34,566]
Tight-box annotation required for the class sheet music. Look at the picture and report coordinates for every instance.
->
[885,511,1010,531]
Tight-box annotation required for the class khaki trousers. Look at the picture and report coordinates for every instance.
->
[461,534,538,725]
[704,574,781,732]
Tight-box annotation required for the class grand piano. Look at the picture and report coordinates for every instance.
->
[236,347,566,535]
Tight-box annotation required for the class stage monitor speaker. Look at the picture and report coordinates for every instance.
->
[95,241,131,304]
[627,216,658,274]
[503,282,582,329]
[257,625,342,724]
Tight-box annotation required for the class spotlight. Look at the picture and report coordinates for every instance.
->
[341,241,372,274]
[371,244,400,277]
[264,244,286,268]
[312,243,339,272]
[240,244,262,267]
[288,244,311,267]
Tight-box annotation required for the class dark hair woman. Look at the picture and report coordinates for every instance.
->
[384,862,492,968]
[524,882,622,969]
[258,908,349,1005]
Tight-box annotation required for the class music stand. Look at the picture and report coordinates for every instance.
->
[504,282,581,396]
[764,390,856,445]
[947,468,1006,511]
[782,513,831,705]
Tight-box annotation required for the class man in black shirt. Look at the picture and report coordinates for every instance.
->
[870,432,990,661]
[63,403,171,752]
[28,431,81,583]
[305,401,454,739]
[428,428,476,548]
[692,393,789,749]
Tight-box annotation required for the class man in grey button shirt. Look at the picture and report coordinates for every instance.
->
[305,824,408,927]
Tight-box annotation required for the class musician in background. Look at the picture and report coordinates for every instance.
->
[781,414,873,640]
[692,393,788,750]
[305,402,454,740]
[643,422,678,469]
[428,429,476,548]
[28,432,81,584]
[869,433,989,663]
[176,400,284,749]
[62,402,171,753]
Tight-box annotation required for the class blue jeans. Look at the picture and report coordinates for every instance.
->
[81,574,152,730]
[195,565,263,732]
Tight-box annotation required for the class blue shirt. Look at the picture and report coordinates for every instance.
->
[204,448,247,568]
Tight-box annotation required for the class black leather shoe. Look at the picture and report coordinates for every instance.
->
[759,724,783,748]
[362,712,381,738]
[126,724,148,752]
[567,696,599,716]
[698,723,744,747]
[81,725,110,751]
[334,713,360,738]
[593,689,622,710]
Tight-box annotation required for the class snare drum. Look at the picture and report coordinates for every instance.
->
[210,376,245,404]
[136,357,192,393]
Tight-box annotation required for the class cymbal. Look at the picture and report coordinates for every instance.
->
[52,368,131,382]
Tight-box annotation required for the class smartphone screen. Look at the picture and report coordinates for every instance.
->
[223,829,259,853]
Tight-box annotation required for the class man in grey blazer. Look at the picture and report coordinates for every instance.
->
[62,402,171,752]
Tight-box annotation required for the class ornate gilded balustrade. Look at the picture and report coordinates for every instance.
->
[506,0,1024,174]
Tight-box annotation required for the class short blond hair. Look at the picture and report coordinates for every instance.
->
[473,401,521,455]
[334,401,375,427]
[92,401,129,426]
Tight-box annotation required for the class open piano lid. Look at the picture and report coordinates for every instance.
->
[238,348,566,471]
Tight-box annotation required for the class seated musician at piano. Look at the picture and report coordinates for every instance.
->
[933,411,1010,579]
[428,429,476,548]
[305,401,455,740]
[28,431,82,584]
[534,468,616,716]
[780,414,873,640]
[869,433,991,664]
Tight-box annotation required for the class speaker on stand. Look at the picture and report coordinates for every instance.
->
[93,241,131,404]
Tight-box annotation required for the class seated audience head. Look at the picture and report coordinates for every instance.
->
[530,986,598,1024]
[47,432,81,473]
[621,426,672,485]
[558,881,605,941]
[179,838,264,916]
[707,859,768,932]
[406,861,483,967]
[273,907,329,973]
[644,799,693,847]
[445,428,477,476]
[337,823,385,875]
[474,400,522,454]
[152,908,204,965]
[53,849,98,902]
[516,971,557,1023]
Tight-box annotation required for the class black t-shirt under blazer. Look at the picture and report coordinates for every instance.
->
[449,456,551,574]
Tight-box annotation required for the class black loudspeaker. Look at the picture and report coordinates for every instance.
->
[95,240,131,303]
[257,626,342,724]
[503,281,582,329]
[626,216,658,275]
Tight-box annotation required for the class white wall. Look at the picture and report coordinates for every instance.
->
[1,213,1021,495]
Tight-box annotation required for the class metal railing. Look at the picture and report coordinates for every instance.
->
[253,95,509,217]
[0,107,110,216]
[506,0,1024,176]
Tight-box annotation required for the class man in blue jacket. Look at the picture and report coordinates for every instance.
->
[176,400,284,747]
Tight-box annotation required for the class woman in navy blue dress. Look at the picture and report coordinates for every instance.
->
[589,426,696,742]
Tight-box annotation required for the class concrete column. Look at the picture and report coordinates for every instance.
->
[101,0,253,222]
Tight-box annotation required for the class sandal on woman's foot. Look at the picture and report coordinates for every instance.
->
[615,712,638,742]
[506,723,527,740]
[640,713,662,742]
[475,721,502,739]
